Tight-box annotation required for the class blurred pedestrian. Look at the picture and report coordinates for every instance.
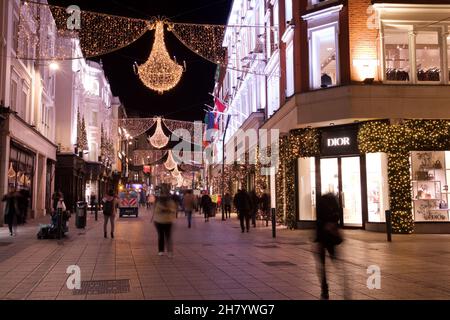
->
[52,190,63,213]
[183,190,196,228]
[2,188,20,236]
[260,188,271,227]
[139,189,147,208]
[90,192,97,214]
[315,193,343,300]
[153,185,177,257]
[233,188,251,233]
[249,189,259,228]
[18,188,30,224]
[102,189,119,239]
[200,191,213,222]
[223,193,232,219]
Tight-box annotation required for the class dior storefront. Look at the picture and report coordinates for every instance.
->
[294,122,450,233]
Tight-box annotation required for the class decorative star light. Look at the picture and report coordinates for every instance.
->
[148,117,169,149]
[136,20,185,94]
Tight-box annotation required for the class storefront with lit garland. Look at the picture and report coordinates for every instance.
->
[277,119,450,234]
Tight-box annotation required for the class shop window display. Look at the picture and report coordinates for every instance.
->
[298,158,316,221]
[384,27,410,82]
[411,151,450,222]
[310,25,338,89]
[366,153,389,223]
[416,31,441,82]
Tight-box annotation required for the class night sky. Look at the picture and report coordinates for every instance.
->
[48,0,233,121]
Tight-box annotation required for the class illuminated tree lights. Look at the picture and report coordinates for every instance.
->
[136,20,185,94]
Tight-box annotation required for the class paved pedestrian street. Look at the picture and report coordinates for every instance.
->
[1,208,450,300]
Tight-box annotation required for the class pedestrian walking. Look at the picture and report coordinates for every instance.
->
[260,188,270,226]
[2,188,21,236]
[315,192,343,300]
[102,189,119,239]
[18,188,30,224]
[223,193,232,219]
[52,190,63,213]
[139,189,147,208]
[249,189,259,228]
[233,188,252,233]
[183,190,196,228]
[200,192,213,222]
[153,185,177,257]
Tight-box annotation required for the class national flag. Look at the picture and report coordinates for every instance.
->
[215,97,227,113]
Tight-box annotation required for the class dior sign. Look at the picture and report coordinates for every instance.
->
[321,125,360,156]
[327,137,350,147]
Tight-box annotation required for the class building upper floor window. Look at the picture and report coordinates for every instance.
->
[309,24,339,89]
[383,24,450,84]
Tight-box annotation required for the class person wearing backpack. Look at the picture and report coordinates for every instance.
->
[102,189,119,239]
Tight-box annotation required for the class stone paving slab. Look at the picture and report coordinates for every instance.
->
[2,209,450,300]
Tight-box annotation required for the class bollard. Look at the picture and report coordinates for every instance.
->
[271,208,276,238]
[385,210,392,242]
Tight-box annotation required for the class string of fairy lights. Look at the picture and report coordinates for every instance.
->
[17,0,277,94]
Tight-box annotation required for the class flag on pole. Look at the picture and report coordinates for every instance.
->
[215,97,227,113]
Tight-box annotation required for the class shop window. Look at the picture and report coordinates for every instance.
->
[447,34,450,83]
[298,158,316,221]
[384,27,410,82]
[416,31,441,82]
[411,151,450,222]
[366,153,389,223]
[286,41,295,97]
[310,25,339,89]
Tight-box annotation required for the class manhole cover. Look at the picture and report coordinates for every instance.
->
[0,242,12,247]
[73,279,130,295]
[262,261,296,267]
[255,245,280,249]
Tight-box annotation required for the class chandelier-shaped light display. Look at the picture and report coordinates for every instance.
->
[136,20,185,94]
[171,166,181,177]
[164,150,177,170]
[148,118,169,149]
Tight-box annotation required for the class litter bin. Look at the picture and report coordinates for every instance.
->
[75,201,87,229]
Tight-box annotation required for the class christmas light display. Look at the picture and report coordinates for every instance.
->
[164,150,177,171]
[136,20,185,94]
[148,118,169,149]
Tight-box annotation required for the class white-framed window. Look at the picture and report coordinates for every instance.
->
[286,41,295,97]
[366,153,389,223]
[267,68,280,117]
[19,86,28,120]
[10,79,18,112]
[285,0,293,24]
[298,157,316,221]
[309,23,339,89]
[383,25,411,82]
[273,0,279,51]
[382,24,449,84]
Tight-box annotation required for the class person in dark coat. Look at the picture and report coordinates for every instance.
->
[2,189,21,236]
[315,192,343,300]
[223,193,232,219]
[233,188,252,233]
[200,192,212,222]
[249,190,259,228]
[18,188,30,224]
[260,189,270,226]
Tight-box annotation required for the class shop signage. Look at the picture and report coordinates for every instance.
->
[321,126,360,156]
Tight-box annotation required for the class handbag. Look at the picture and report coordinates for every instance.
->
[439,200,448,210]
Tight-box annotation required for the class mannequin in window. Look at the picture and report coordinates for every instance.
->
[321,73,332,88]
